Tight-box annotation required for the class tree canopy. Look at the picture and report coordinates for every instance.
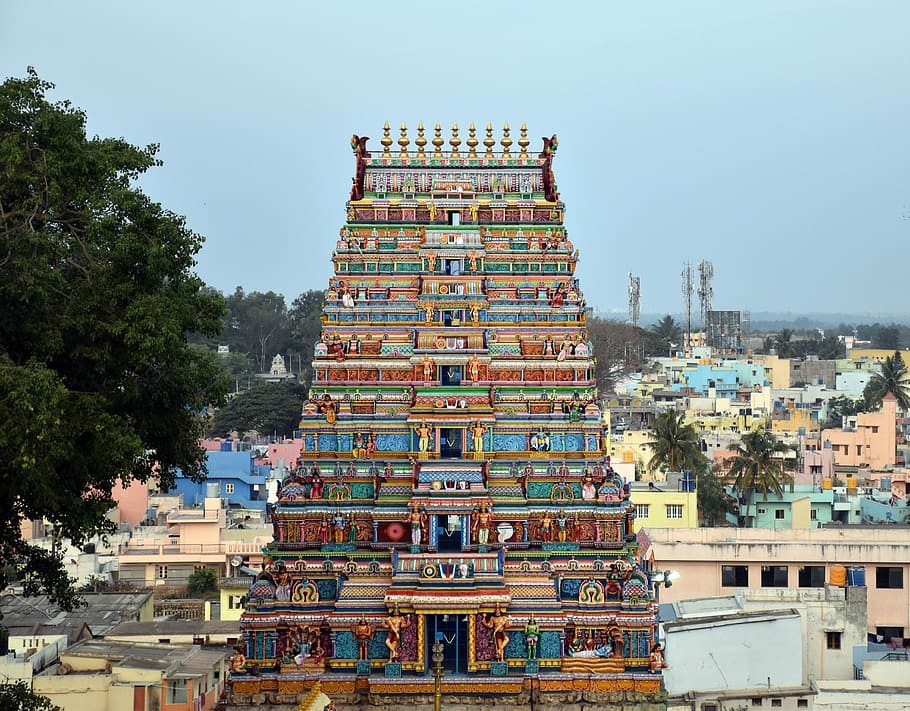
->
[863,351,910,412]
[728,428,792,525]
[0,69,227,608]
[208,381,308,439]
[646,410,707,475]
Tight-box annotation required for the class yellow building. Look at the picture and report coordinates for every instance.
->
[34,638,226,711]
[848,348,910,362]
[629,481,698,532]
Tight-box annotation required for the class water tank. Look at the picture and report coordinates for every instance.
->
[220,440,233,452]
[846,477,857,489]
[847,566,866,586]
[623,450,634,463]
[681,470,696,492]
[821,477,833,490]
[205,482,221,498]
[829,565,847,586]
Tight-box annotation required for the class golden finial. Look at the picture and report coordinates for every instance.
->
[449,123,461,158]
[501,123,512,158]
[415,122,427,156]
[483,123,495,159]
[432,123,444,158]
[398,122,410,158]
[518,123,530,159]
[467,123,478,158]
[381,121,393,158]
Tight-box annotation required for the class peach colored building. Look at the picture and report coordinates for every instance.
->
[640,526,910,637]
[819,394,897,471]
[117,494,270,587]
[112,477,151,527]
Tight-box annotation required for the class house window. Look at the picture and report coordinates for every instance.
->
[876,625,905,642]
[722,565,749,587]
[875,566,903,589]
[797,700,808,708]
[826,631,841,649]
[666,504,683,519]
[225,483,235,495]
[228,595,244,609]
[751,699,762,707]
[157,565,168,579]
[761,565,788,587]
[167,678,188,705]
[872,426,879,433]
[774,509,785,520]
[798,565,825,588]
[810,509,818,520]
[771,701,782,708]
[636,504,649,519]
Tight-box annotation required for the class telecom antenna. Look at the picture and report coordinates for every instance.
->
[628,273,641,327]
[681,262,693,350]
[697,259,714,330]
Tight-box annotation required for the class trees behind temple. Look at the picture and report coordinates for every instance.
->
[0,69,228,608]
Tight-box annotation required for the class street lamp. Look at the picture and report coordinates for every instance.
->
[651,569,680,603]
[432,635,444,711]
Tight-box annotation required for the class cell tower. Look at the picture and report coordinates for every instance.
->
[628,272,641,327]
[697,259,714,329]
[681,262,693,348]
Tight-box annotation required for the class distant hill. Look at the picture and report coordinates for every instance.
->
[593,310,910,331]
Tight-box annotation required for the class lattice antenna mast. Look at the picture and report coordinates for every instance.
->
[628,272,641,327]
[681,262,693,349]
[697,260,714,329]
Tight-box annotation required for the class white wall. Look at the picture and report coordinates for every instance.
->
[663,611,803,696]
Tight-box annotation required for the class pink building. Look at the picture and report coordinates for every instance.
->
[111,477,151,527]
[819,394,896,471]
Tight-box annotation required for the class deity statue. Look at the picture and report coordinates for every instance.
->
[317,393,338,424]
[229,645,247,674]
[539,511,553,542]
[382,604,412,662]
[351,617,374,661]
[469,420,487,453]
[332,510,347,543]
[524,613,540,660]
[472,503,493,545]
[467,354,481,381]
[481,603,510,662]
[649,643,668,673]
[421,354,434,381]
[416,420,433,453]
[408,505,427,545]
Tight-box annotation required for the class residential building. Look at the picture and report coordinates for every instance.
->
[819,394,897,471]
[171,450,269,511]
[630,478,698,531]
[640,526,910,637]
[33,638,225,711]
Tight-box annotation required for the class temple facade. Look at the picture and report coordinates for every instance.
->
[233,123,664,707]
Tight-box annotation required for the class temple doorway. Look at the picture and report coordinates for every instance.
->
[435,514,463,553]
[427,613,469,674]
[440,427,463,458]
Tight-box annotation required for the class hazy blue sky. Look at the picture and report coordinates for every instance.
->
[3,1,909,318]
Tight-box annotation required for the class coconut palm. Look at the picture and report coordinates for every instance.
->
[649,315,683,354]
[728,428,792,526]
[774,329,794,358]
[863,351,910,412]
[646,410,707,476]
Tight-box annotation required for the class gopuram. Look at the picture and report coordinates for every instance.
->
[231,123,665,710]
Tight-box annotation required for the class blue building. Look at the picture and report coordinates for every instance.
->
[172,450,269,511]
[672,363,739,399]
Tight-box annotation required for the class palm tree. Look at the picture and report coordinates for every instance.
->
[774,329,794,358]
[728,428,792,526]
[646,410,706,477]
[863,351,910,411]
[649,316,683,354]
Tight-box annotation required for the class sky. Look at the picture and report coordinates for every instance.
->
[3,1,909,318]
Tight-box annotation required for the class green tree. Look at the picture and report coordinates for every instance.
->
[223,288,291,373]
[187,567,219,597]
[646,410,707,475]
[696,467,731,526]
[0,69,227,608]
[816,335,845,360]
[287,289,327,388]
[648,315,683,355]
[873,325,900,350]
[208,381,308,439]
[823,395,865,428]
[774,329,795,358]
[0,682,61,711]
[863,351,910,411]
[586,317,640,395]
[728,429,792,526]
